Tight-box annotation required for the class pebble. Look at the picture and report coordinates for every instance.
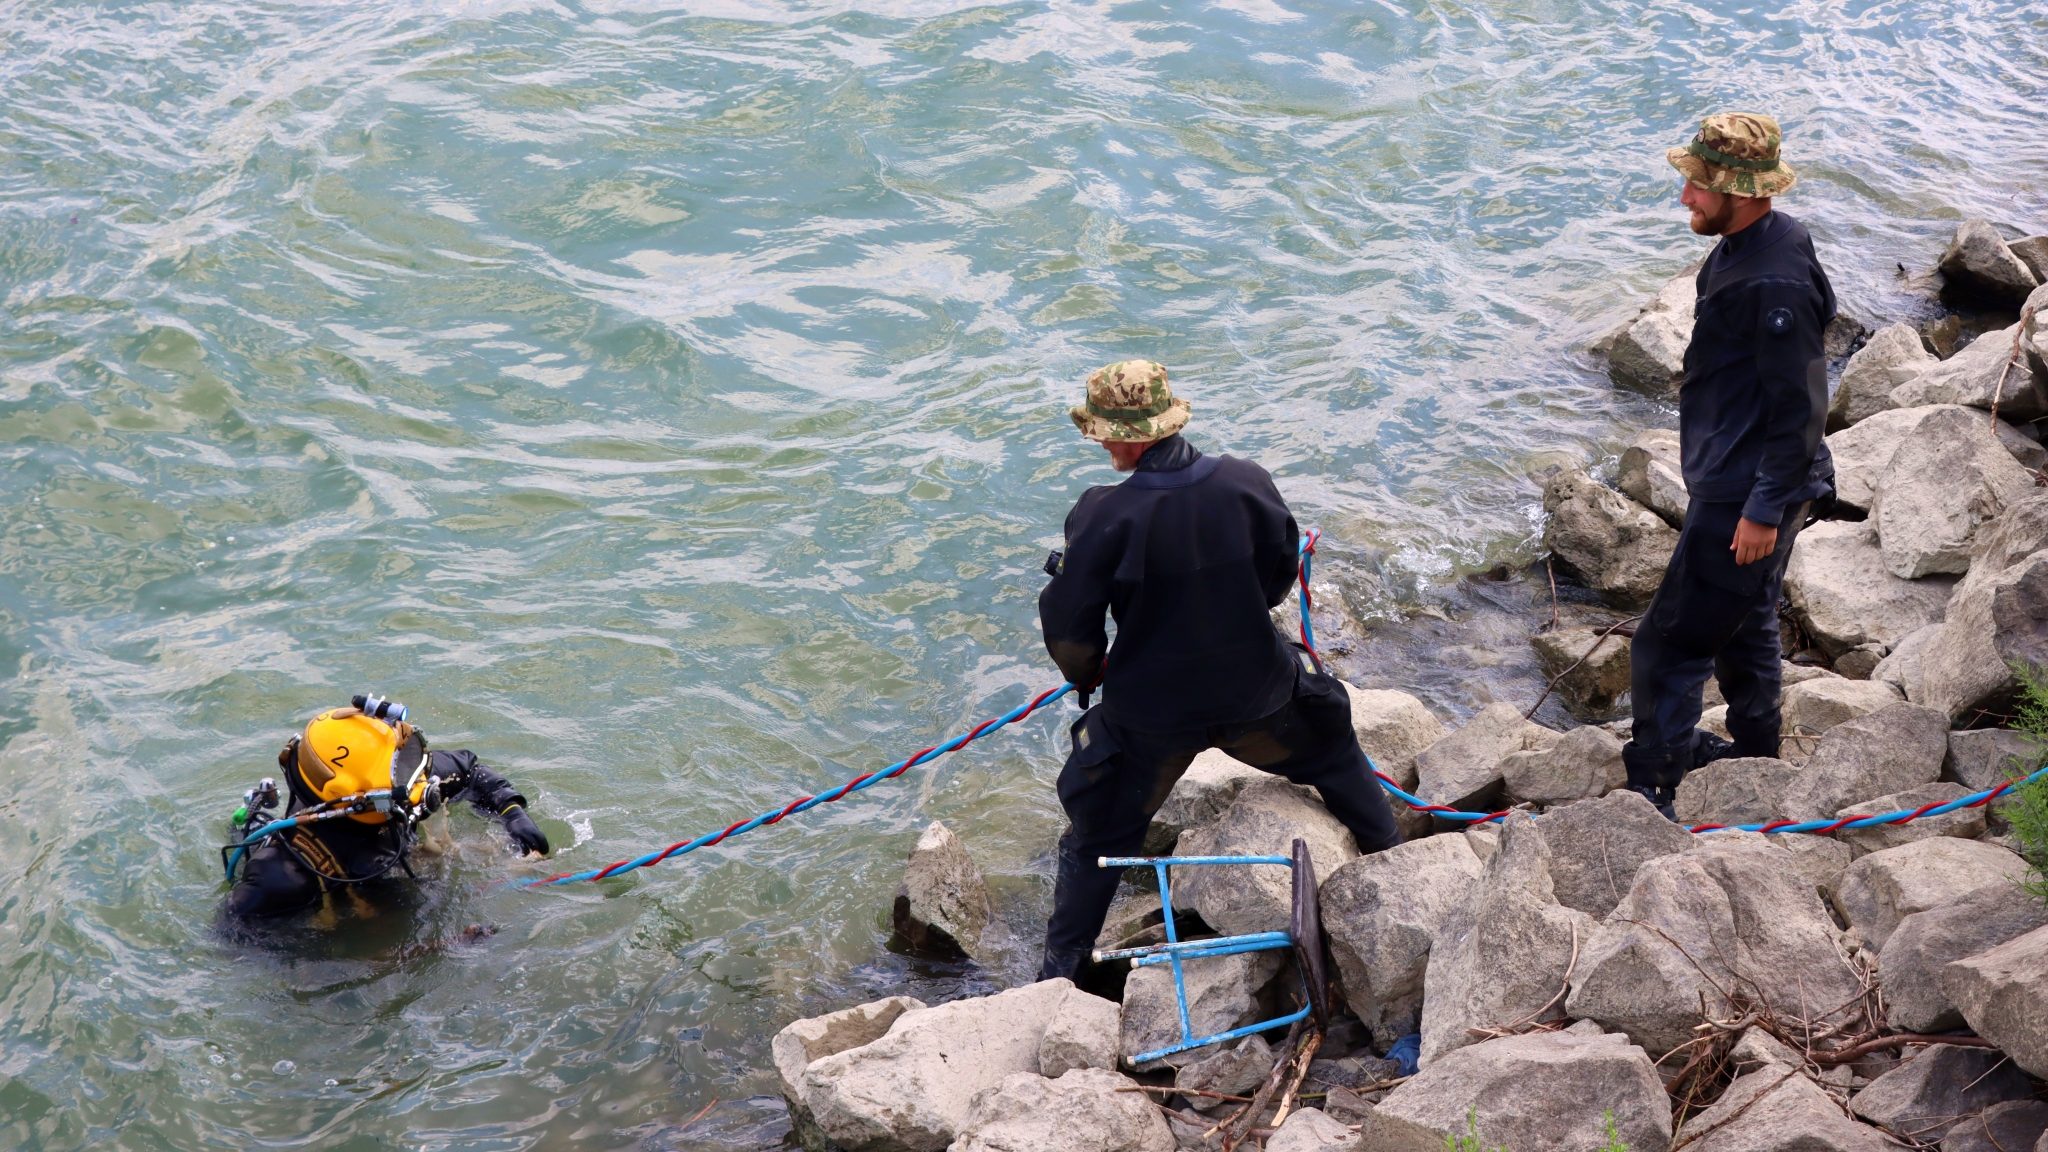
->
[274,1060,296,1075]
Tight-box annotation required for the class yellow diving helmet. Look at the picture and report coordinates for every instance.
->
[281,703,429,824]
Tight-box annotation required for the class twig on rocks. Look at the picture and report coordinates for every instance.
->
[1524,615,1643,720]
[1118,1085,1253,1104]
[1469,921,1580,1039]
[1206,1018,1306,1147]
[1667,1066,1801,1152]
[679,1097,719,1130]
[1268,1029,1323,1130]
[1807,1033,1997,1065]
[1988,302,2036,431]
[1545,557,1561,632]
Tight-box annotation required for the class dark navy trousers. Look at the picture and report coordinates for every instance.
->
[1628,498,1809,782]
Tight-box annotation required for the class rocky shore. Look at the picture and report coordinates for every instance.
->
[767,219,2048,1152]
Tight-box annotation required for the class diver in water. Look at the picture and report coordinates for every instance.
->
[221,694,550,920]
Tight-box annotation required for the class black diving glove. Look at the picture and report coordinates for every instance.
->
[500,805,550,857]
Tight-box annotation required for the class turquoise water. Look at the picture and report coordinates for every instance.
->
[2,1,2044,1147]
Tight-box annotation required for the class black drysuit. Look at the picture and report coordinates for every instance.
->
[224,747,530,920]
[1036,435,1399,979]
[1627,210,1836,789]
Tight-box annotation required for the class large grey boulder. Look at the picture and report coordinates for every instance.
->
[1672,1067,1895,1152]
[1919,550,2048,724]
[1358,1030,1670,1152]
[1541,467,1679,606]
[1344,683,1447,795]
[2027,281,2048,380]
[1834,783,1985,857]
[1782,677,1906,743]
[1172,777,1358,937]
[1172,1035,1273,1114]
[798,980,1075,1152]
[1704,661,1837,708]
[1873,623,1939,701]
[1499,724,1626,806]
[1320,834,1485,1048]
[1945,922,2048,1078]
[1413,702,1559,812]
[1830,322,1936,429]
[893,822,992,961]
[775,996,927,1152]
[1120,950,1283,1070]
[1265,1108,1358,1152]
[1673,757,1800,826]
[2012,236,2048,284]
[1784,519,1958,658]
[1529,626,1632,721]
[1849,1043,2037,1143]
[1145,750,1264,854]
[1567,838,1862,1058]
[1880,882,2048,1032]
[1945,728,2043,791]
[1893,321,2048,422]
[1618,428,1687,526]
[1419,815,1592,1065]
[1942,1100,2048,1152]
[1535,789,1697,919]
[1829,837,2031,951]
[1828,405,2045,515]
[1780,703,1949,821]
[1872,406,2036,578]
[1038,987,1120,1078]
[1939,218,2042,310]
[1604,267,1696,395]
[948,1068,1175,1152]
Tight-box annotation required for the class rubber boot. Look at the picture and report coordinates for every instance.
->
[1621,741,1689,822]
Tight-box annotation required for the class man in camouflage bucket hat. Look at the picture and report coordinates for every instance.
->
[1623,114,1837,818]
[1034,360,1400,981]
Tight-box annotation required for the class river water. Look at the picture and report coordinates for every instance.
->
[2,1,2043,1148]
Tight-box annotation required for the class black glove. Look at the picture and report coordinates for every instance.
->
[500,805,550,857]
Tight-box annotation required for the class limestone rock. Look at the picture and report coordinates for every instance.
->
[1849,1043,2037,1143]
[1535,789,1697,919]
[1672,1066,1895,1152]
[1939,218,2042,310]
[1674,757,1799,826]
[948,1068,1175,1152]
[1413,702,1559,812]
[1893,321,2048,422]
[1529,626,1632,721]
[1344,684,1447,795]
[1784,519,1957,658]
[1358,1030,1671,1152]
[1265,1108,1358,1152]
[1704,661,1836,708]
[1783,677,1906,743]
[1120,950,1283,1070]
[1829,837,2031,951]
[1920,550,2048,724]
[1095,889,1165,954]
[1945,922,2048,1078]
[799,980,1074,1152]
[1873,623,1939,701]
[1827,404,2045,516]
[1172,1036,1273,1114]
[1039,986,1120,1078]
[1146,750,1264,855]
[1604,267,1696,395]
[893,822,992,961]
[1419,814,1592,1065]
[1873,406,2036,578]
[2028,281,2048,380]
[1568,838,1862,1058]
[1777,834,1857,896]
[1617,428,1687,525]
[1834,783,1985,857]
[1830,322,1935,429]
[775,995,927,1150]
[1832,643,1886,681]
[1880,882,2048,1033]
[1172,777,1358,937]
[1945,728,2043,791]
[1781,703,1949,821]
[2011,236,2048,284]
[1500,724,1625,807]
[1541,467,1679,606]
[1320,835,1486,1048]
[1941,1100,2048,1152]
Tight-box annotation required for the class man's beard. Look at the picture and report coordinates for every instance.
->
[1691,198,1741,236]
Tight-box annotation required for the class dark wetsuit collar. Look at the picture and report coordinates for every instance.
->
[1715,208,1783,262]
[1134,434,1200,472]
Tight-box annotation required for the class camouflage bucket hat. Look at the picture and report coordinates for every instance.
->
[1070,359,1191,442]
[1666,112,1797,198]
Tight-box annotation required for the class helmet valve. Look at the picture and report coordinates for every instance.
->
[352,693,409,724]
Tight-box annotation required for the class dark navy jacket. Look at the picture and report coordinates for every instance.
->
[1681,210,1837,525]
[1039,435,1300,733]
